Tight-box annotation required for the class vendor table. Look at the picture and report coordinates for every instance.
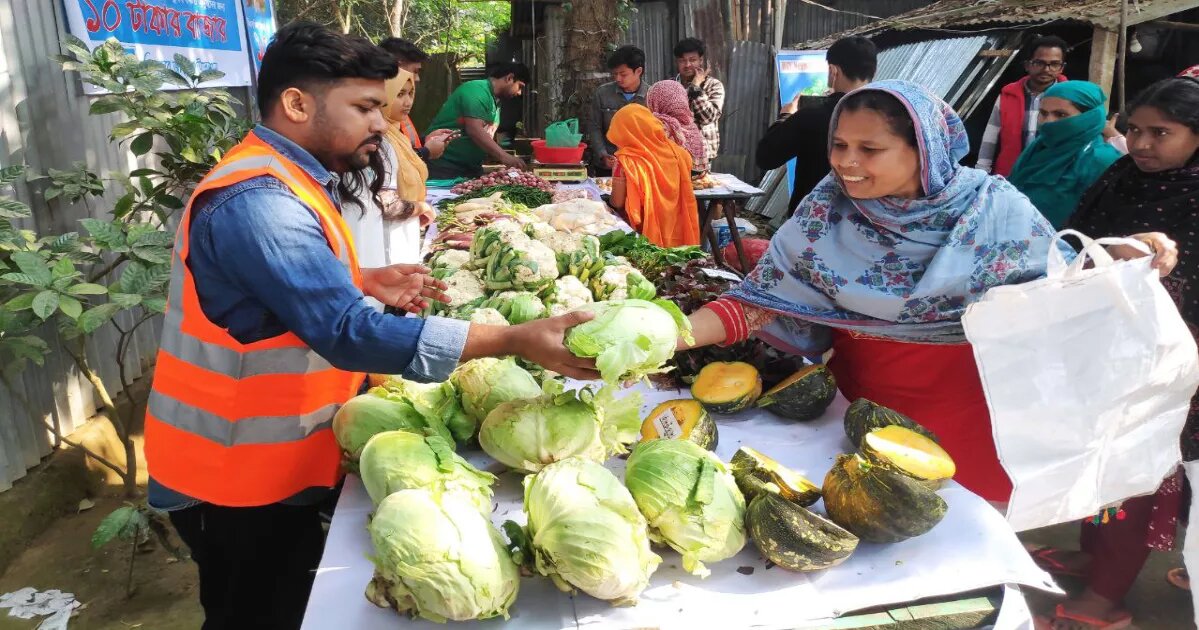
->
[302,386,1057,630]
[694,173,765,272]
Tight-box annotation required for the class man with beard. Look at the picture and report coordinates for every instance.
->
[143,23,599,630]
[976,35,1069,176]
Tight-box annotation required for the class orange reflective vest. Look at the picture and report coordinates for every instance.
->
[144,131,366,507]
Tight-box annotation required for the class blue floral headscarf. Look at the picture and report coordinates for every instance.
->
[727,80,1070,355]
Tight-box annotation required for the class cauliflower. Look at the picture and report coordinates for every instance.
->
[469,307,510,326]
[430,249,471,271]
[525,221,557,242]
[546,276,593,317]
[443,269,486,309]
[590,264,655,301]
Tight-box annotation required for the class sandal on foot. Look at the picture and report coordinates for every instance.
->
[1052,604,1132,629]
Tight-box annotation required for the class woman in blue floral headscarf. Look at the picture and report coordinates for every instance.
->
[682,81,1178,503]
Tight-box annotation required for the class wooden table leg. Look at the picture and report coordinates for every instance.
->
[705,200,725,265]
[724,200,751,272]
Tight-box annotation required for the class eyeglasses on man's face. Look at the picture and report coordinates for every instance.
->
[1027,60,1066,71]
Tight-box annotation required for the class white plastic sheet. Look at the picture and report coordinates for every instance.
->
[303,389,1058,629]
[963,230,1199,532]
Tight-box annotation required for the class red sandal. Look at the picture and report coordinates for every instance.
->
[1051,604,1132,629]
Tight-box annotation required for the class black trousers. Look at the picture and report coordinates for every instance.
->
[169,502,326,630]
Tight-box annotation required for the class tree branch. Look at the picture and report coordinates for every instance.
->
[88,253,128,284]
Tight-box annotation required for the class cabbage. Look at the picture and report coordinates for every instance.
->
[564,299,695,384]
[332,391,454,462]
[512,458,660,604]
[478,380,642,473]
[624,440,747,577]
[359,431,496,512]
[451,357,543,423]
[378,379,474,444]
[366,489,519,622]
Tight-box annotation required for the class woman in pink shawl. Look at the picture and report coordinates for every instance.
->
[647,80,709,173]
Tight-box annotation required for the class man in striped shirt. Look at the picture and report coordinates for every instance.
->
[675,38,725,167]
[975,35,1068,176]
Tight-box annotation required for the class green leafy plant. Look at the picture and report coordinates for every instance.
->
[91,502,182,598]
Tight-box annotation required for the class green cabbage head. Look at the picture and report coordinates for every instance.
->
[378,379,474,444]
[624,439,747,578]
[516,458,660,604]
[451,357,543,422]
[359,431,496,512]
[366,489,519,622]
[332,390,454,463]
[564,299,694,384]
[478,380,642,473]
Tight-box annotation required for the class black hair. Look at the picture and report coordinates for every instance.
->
[826,36,877,82]
[379,37,429,63]
[257,22,398,118]
[1026,35,1069,60]
[606,45,645,71]
[837,90,918,148]
[338,149,386,216]
[1128,77,1199,133]
[488,61,531,84]
[673,38,705,58]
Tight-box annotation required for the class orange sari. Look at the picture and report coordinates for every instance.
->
[608,105,700,247]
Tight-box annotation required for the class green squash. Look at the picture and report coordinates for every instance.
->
[729,446,820,507]
[843,398,939,448]
[639,399,719,451]
[691,362,761,414]
[822,453,947,544]
[755,364,838,421]
[860,425,956,490]
[745,493,859,572]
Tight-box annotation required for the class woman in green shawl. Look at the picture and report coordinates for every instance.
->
[1008,80,1123,228]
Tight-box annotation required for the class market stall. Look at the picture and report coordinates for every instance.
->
[303,391,1056,630]
[301,173,1059,629]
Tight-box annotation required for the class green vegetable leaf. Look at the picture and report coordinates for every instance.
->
[11,251,51,286]
[57,294,82,319]
[78,302,121,333]
[32,290,58,320]
[6,292,37,311]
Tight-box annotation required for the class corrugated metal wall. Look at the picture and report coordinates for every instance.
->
[626,2,677,85]
[0,0,248,491]
[713,41,773,179]
[782,0,930,48]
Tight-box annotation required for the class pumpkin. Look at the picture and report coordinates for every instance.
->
[822,453,947,544]
[755,365,837,421]
[745,493,859,572]
[639,399,719,451]
[691,362,761,414]
[843,398,939,448]
[729,446,820,507]
[860,425,955,489]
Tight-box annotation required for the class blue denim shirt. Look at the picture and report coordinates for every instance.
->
[149,126,469,511]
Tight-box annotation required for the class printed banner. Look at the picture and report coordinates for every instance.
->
[62,0,260,92]
[775,50,829,197]
[241,0,276,76]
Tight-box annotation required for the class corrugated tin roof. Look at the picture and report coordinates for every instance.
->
[800,0,1199,48]
[783,0,931,48]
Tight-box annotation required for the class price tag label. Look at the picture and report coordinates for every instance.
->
[699,267,743,282]
[652,408,683,440]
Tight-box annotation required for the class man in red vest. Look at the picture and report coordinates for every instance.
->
[975,35,1069,177]
[145,22,598,629]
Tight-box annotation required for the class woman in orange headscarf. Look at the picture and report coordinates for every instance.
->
[606,104,701,247]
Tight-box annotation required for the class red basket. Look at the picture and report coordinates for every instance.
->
[532,139,586,164]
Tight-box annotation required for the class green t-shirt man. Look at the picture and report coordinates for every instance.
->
[426,80,501,178]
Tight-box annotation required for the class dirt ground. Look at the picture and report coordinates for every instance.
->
[0,494,202,630]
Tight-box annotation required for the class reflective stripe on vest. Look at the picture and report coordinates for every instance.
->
[144,131,366,507]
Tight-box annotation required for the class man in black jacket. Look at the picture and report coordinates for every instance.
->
[756,37,877,213]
